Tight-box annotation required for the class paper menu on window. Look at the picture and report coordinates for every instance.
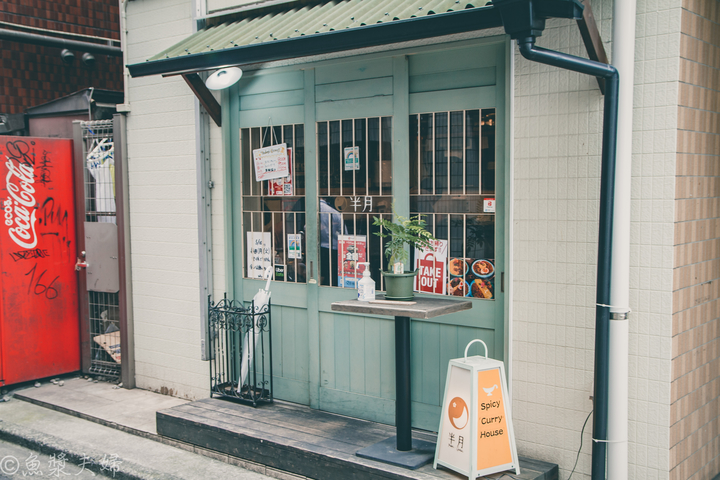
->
[268,148,293,196]
[247,232,272,279]
[288,233,302,259]
[344,146,359,171]
[253,143,289,181]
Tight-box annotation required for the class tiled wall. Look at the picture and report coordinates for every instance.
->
[125,0,209,400]
[0,0,123,114]
[671,1,720,478]
[512,0,681,477]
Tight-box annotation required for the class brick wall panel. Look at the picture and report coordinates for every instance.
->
[671,2,720,477]
[0,0,122,113]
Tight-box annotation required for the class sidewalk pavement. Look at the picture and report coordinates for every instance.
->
[0,376,296,480]
[0,376,553,480]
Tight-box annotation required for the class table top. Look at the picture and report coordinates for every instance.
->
[330,295,472,320]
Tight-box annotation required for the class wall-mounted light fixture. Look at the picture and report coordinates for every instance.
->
[205,67,242,90]
[61,49,75,64]
[82,52,96,67]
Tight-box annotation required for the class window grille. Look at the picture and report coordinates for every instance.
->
[317,117,393,288]
[241,124,306,283]
[410,109,497,300]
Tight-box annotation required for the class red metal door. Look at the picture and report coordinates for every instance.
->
[0,136,80,385]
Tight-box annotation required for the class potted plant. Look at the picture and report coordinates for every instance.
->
[372,207,436,301]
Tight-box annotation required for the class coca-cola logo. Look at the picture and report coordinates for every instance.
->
[3,141,38,249]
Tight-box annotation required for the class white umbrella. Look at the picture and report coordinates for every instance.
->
[239,265,272,393]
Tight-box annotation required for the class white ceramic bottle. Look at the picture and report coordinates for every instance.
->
[357,263,375,302]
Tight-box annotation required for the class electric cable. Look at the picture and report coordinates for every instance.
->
[481,409,594,480]
[567,409,593,480]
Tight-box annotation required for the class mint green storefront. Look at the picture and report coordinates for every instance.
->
[219,37,511,432]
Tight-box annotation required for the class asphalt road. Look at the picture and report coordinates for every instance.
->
[0,438,101,479]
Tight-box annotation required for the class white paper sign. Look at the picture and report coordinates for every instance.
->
[483,198,496,213]
[288,233,302,259]
[344,146,360,171]
[253,143,289,181]
[246,232,272,278]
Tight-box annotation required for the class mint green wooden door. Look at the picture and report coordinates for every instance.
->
[227,38,508,431]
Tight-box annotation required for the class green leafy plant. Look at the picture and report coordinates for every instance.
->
[372,206,436,272]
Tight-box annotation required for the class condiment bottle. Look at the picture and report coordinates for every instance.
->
[357,263,375,302]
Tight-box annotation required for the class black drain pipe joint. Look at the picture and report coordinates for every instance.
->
[515,36,619,480]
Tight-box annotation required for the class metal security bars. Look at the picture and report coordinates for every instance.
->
[80,120,121,377]
[316,117,393,288]
[82,121,116,224]
[410,110,494,195]
[241,124,306,282]
[87,291,121,375]
[208,294,273,407]
[409,109,497,300]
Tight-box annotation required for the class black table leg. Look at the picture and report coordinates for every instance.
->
[332,296,473,470]
[395,315,412,451]
[355,314,435,469]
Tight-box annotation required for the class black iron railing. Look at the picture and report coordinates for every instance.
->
[208,294,273,406]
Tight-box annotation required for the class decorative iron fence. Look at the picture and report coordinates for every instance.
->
[208,294,273,407]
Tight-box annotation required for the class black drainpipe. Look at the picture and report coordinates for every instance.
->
[516,36,619,479]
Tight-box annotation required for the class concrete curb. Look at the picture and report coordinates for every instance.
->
[0,418,181,480]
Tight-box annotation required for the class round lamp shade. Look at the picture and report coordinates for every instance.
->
[205,67,243,90]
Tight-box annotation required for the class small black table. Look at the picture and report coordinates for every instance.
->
[331,295,472,469]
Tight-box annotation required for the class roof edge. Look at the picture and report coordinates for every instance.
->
[128,6,503,78]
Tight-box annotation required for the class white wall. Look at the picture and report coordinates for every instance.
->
[511,0,680,478]
[125,0,209,400]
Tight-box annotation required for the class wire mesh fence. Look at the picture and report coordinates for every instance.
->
[80,120,120,377]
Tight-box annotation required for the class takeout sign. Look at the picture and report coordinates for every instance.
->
[415,239,447,295]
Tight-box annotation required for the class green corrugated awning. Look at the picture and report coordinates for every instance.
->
[128,0,502,78]
[151,0,491,60]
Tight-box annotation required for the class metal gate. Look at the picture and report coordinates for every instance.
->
[74,120,122,378]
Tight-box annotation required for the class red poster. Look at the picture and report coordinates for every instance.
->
[0,137,79,385]
[337,235,366,288]
[414,239,447,295]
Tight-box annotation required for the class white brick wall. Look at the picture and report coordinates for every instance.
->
[511,0,681,478]
[125,0,209,400]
